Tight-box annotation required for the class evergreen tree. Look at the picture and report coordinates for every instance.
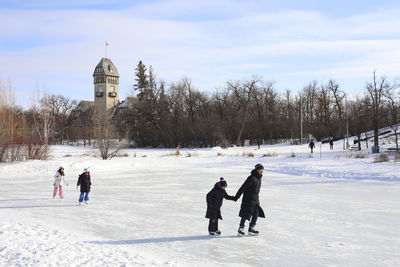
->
[134,61,148,99]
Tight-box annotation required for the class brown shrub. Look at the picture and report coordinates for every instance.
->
[374,153,389,163]
[263,152,278,157]
[354,153,369,159]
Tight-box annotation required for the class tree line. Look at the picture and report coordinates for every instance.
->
[124,63,399,151]
[0,63,399,162]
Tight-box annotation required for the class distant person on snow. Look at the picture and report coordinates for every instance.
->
[329,138,334,150]
[77,168,91,205]
[205,177,236,236]
[234,164,266,236]
[53,166,68,199]
[309,140,316,153]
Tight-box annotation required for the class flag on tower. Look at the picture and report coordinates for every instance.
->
[106,42,110,47]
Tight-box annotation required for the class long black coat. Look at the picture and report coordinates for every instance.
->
[77,173,91,192]
[205,183,235,220]
[235,169,265,220]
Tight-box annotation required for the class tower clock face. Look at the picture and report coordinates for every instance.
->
[110,87,115,92]
[98,87,103,92]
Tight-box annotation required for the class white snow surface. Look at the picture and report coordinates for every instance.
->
[1,141,400,266]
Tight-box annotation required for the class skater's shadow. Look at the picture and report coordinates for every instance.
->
[0,204,77,209]
[0,198,49,202]
[88,235,241,245]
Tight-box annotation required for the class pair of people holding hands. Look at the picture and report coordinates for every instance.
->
[206,164,265,236]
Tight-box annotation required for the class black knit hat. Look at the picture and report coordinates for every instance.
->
[219,177,227,187]
[255,164,264,170]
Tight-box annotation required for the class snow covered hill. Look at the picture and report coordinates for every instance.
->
[0,142,399,266]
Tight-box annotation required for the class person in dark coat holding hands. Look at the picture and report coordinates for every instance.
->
[77,168,91,205]
[234,164,265,235]
[205,177,235,236]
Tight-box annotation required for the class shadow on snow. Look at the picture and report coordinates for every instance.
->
[87,235,249,245]
[0,204,78,209]
[0,198,50,202]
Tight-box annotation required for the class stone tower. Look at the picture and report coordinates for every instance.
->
[93,58,119,112]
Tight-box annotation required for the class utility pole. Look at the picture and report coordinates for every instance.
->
[346,119,349,149]
[344,98,349,150]
[300,97,303,144]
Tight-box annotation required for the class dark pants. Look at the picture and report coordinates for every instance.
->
[208,219,218,233]
[240,205,259,228]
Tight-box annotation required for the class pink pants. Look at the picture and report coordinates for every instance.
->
[53,185,63,198]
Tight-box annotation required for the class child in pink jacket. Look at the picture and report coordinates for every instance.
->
[53,166,68,199]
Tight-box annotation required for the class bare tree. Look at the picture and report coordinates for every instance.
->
[384,84,400,155]
[328,80,345,120]
[366,71,389,149]
[93,107,121,160]
[0,79,18,162]
[31,92,54,149]
[0,79,46,162]
[228,77,260,146]
[46,94,77,144]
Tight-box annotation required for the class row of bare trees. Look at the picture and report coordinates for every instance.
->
[1,65,399,161]
[0,80,80,162]
[125,62,399,150]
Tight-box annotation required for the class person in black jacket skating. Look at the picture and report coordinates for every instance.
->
[234,164,265,235]
[77,168,91,205]
[309,140,315,153]
[206,178,235,235]
[329,138,334,150]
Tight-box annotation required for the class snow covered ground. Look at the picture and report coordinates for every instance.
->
[0,140,399,266]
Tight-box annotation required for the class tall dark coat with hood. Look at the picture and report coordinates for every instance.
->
[77,173,91,192]
[235,169,265,220]
[205,182,235,220]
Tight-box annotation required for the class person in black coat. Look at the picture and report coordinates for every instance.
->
[77,168,91,205]
[309,140,316,153]
[234,164,265,235]
[205,177,235,235]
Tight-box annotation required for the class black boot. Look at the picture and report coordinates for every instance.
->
[238,227,245,236]
[248,226,259,235]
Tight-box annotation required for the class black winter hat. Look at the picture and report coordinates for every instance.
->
[255,164,264,170]
[219,177,227,187]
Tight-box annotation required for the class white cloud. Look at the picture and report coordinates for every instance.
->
[1,2,400,107]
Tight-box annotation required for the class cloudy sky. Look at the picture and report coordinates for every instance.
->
[1,0,400,106]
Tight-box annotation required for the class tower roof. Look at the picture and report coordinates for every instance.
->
[93,58,119,77]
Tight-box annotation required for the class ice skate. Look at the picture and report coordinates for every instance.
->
[238,227,245,236]
[248,226,259,235]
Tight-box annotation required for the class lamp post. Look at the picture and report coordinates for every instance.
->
[300,96,303,145]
